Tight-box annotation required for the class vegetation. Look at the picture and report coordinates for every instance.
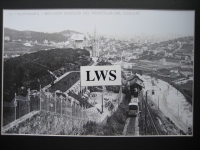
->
[3,48,91,102]
[150,72,193,104]
[106,86,120,93]
[4,28,69,43]
[88,86,103,92]
[170,80,193,104]
[181,44,193,53]
[96,60,112,66]
[81,94,130,135]
[4,41,55,57]
[48,72,79,93]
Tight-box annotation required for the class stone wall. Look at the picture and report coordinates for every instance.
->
[2,110,88,135]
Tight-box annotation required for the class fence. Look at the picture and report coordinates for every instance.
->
[40,90,89,120]
[3,86,123,127]
[3,89,90,126]
[110,86,123,115]
[3,91,34,126]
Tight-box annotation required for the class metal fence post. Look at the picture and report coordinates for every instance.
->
[61,99,62,116]
[40,85,41,110]
[145,90,148,135]
[18,99,20,118]
[14,93,17,120]
[54,92,56,113]
[81,105,83,119]
[65,100,67,116]
[28,88,30,113]
[47,92,50,111]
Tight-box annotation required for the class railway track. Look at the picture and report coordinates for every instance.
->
[123,117,137,136]
[144,96,160,135]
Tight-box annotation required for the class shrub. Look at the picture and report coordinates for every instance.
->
[82,94,129,135]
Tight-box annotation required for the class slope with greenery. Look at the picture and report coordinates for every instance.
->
[3,48,91,102]
[81,94,130,135]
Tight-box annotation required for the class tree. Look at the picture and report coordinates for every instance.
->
[108,103,114,112]
[3,48,91,102]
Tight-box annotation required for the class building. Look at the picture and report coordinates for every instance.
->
[92,27,99,57]
[126,73,145,97]
[70,33,85,49]
[11,54,20,58]
[159,58,166,65]
[174,52,191,60]
[4,36,10,41]
[3,54,8,59]
[164,49,174,57]
[170,70,180,78]
[84,33,91,47]
[64,41,70,46]
[43,39,48,45]
[33,40,37,44]
[24,43,33,47]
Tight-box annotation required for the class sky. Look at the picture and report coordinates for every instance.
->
[3,9,195,37]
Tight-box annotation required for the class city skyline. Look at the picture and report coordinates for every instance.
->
[3,9,195,37]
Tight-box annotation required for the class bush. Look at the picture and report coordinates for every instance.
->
[4,48,91,102]
[81,94,130,135]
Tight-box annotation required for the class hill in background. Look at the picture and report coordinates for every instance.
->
[4,28,81,43]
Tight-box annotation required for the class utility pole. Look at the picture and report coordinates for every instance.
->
[40,85,41,110]
[141,90,143,132]
[145,90,147,135]
[55,92,56,113]
[80,80,82,100]
[61,99,62,115]
[178,104,179,117]
[28,88,30,113]
[158,96,159,110]
[14,93,17,120]
[102,91,104,113]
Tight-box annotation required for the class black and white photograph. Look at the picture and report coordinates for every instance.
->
[1,9,194,136]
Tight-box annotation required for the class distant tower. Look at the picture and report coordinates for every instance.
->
[92,26,99,57]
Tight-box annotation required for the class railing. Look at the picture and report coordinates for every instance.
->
[3,85,123,126]
[40,90,89,120]
[3,89,90,126]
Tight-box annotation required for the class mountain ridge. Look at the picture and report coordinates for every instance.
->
[4,27,83,43]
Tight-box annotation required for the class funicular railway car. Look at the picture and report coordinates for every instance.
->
[127,97,139,117]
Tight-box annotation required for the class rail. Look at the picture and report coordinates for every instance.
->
[142,91,160,135]
[145,100,159,135]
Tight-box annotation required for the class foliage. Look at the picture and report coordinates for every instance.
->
[150,73,193,104]
[4,28,69,43]
[81,94,130,135]
[96,61,112,66]
[3,48,91,102]
[106,86,120,93]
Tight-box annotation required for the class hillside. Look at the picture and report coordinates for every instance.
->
[180,44,194,53]
[4,28,69,43]
[3,48,91,102]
